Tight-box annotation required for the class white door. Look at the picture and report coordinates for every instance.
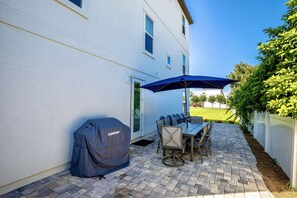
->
[131,78,144,140]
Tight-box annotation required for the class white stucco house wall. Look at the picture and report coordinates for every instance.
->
[0,0,193,194]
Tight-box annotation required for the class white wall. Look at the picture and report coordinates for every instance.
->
[203,102,227,109]
[0,0,191,194]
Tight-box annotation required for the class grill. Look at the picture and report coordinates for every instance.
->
[70,117,131,177]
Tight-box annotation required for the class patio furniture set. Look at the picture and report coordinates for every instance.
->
[156,113,214,167]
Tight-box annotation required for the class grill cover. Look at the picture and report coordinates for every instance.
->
[70,117,131,177]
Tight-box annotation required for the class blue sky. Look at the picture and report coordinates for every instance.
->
[185,0,288,78]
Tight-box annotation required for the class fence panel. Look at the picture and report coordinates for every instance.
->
[253,112,266,148]
[268,114,294,178]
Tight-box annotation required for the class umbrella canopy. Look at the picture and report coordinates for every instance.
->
[140,74,237,114]
[141,75,236,93]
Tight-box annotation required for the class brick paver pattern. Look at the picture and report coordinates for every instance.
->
[2,123,274,198]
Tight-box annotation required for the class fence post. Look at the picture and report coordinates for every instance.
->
[291,119,297,188]
[264,111,270,153]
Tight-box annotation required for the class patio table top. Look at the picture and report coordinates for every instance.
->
[178,122,209,136]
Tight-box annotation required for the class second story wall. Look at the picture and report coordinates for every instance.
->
[0,0,191,79]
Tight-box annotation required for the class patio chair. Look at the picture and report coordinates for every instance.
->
[183,112,191,122]
[159,116,165,124]
[193,126,209,163]
[191,116,203,124]
[175,114,182,123]
[156,120,165,154]
[171,116,178,126]
[186,112,191,117]
[164,116,171,126]
[205,121,214,155]
[161,126,185,167]
[179,113,186,122]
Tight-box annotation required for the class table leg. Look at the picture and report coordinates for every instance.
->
[191,136,194,162]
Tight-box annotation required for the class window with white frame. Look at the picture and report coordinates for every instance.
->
[182,54,186,74]
[182,15,186,35]
[145,15,154,54]
[69,0,82,7]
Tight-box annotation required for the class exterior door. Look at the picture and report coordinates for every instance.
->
[131,78,143,140]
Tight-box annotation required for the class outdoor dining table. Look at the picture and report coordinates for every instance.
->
[177,122,210,162]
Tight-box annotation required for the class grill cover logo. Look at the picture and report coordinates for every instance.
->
[108,130,120,136]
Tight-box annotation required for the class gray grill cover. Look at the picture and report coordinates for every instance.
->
[70,118,131,177]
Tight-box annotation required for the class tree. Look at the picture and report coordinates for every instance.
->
[227,62,256,92]
[227,63,257,123]
[200,93,207,107]
[208,96,216,108]
[265,68,297,118]
[191,95,200,107]
[216,94,226,109]
[228,0,297,122]
[190,91,194,98]
[258,0,297,118]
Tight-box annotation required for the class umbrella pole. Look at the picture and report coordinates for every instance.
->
[184,85,188,115]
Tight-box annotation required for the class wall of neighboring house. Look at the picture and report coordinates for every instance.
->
[0,0,191,194]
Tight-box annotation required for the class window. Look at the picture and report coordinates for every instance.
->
[182,15,186,35]
[145,15,154,54]
[182,54,186,74]
[167,55,171,66]
[69,0,82,7]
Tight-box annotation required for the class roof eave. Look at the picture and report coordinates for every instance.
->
[178,0,194,25]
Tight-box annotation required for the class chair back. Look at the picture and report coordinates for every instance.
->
[182,113,187,118]
[180,113,186,122]
[198,125,209,145]
[191,116,203,124]
[183,112,191,122]
[171,116,178,126]
[164,116,171,126]
[167,115,173,124]
[162,126,183,149]
[159,116,165,124]
[207,121,214,136]
[175,114,181,123]
[156,120,164,138]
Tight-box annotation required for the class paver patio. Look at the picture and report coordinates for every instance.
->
[2,123,274,198]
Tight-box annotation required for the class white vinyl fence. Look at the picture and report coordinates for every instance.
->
[253,112,266,148]
[253,111,297,188]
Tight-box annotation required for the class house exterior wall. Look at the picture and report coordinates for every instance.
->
[0,0,191,194]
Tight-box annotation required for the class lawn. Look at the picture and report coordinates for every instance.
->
[190,107,237,123]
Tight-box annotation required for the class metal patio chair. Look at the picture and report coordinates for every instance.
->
[159,116,165,124]
[191,116,203,124]
[193,125,209,163]
[171,116,178,126]
[161,126,185,167]
[205,121,214,156]
[180,113,186,122]
[176,114,182,123]
[156,119,165,154]
[164,116,171,126]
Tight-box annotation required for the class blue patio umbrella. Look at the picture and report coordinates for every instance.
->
[140,74,237,114]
